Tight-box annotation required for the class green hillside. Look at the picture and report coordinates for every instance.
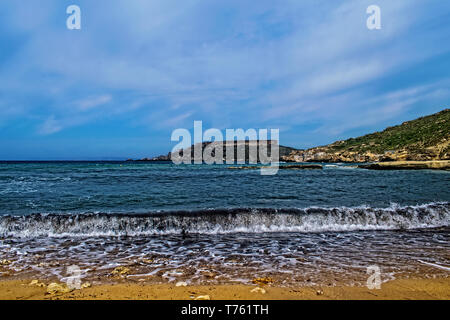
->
[329,108,450,155]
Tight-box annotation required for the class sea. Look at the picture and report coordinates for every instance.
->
[0,161,449,286]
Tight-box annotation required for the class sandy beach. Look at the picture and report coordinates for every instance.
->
[0,277,448,300]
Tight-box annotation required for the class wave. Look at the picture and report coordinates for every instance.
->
[0,202,449,237]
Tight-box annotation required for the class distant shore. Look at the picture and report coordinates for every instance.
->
[359,160,450,170]
[1,277,448,300]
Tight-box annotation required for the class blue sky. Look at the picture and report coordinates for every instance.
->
[0,0,449,160]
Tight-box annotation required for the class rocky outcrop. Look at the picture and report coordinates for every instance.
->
[228,164,323,170]
[359,160,450,170]
[134,140,297,163]
[126,154,172,162]
[281,146,449,163]
[282,148,382,163]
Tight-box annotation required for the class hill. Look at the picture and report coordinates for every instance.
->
[132,140,296,163]
[283,108,450,163]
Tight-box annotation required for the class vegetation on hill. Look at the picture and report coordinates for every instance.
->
[284,108,450,162]
[328,108,449,155]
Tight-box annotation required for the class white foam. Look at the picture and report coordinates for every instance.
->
[0,202,448,238]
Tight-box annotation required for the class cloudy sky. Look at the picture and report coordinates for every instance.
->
[0,0,449,159]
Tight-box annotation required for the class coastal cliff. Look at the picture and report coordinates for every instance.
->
[131,109,449,166]
[282,109,450,163]
[132,140,296,163]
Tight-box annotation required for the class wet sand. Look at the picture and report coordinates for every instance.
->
[1,277,448,300]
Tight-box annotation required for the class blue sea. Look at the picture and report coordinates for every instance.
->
[0,161,449,286]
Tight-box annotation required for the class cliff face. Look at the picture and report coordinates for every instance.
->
[138,140,297,163]
[173,140,296,163]
[282,108,450,163]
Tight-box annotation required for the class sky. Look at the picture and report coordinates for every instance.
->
[0,0,449,160]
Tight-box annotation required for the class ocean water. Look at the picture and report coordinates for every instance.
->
[0,161,449,286]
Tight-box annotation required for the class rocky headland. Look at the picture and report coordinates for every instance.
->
[282,109,449,164]
[130,140,296,163]
[130,109,449,170]
[228,164,323,170]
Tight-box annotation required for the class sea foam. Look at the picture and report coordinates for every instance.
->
[0,202,448,238]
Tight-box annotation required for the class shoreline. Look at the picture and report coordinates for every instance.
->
[1,277,448,300]
[359,160,450,171]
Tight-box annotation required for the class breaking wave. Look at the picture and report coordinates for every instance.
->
[0,202,449,237]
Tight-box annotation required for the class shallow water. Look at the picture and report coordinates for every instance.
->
[1,228,449,286]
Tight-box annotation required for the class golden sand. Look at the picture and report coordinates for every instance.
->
[0,277,448,300]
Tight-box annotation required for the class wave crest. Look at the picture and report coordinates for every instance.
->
[0,202,449,237]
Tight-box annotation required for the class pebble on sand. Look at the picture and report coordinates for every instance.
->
[0,260,11,266]
[194,295,211,300]
[250,287,266,294]
[111,266,130,276]
[46,283,72,295]
[176,281,188,287]
[29,280,46,288]
[252,277,274,285]
[81,282,91,289]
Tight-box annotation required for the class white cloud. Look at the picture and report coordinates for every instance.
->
[159,111,194,128]
[76,95,112,111]
[38,116,62,135]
